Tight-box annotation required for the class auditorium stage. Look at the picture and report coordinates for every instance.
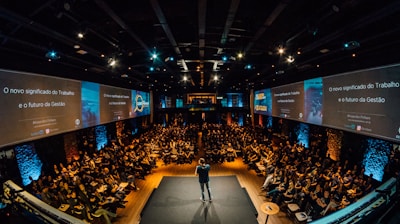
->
[140,175,258,224]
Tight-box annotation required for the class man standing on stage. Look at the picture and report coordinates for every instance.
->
[195,158,212,202]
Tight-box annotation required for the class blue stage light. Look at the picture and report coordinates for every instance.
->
[343,41,360,50]
[245,64,253,70]
[45,50,60,60]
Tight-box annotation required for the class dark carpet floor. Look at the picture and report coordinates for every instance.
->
[140,175,258,224]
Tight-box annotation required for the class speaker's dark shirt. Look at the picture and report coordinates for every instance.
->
[196,164,210,183]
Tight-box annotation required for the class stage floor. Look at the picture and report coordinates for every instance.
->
[140,175,258,224]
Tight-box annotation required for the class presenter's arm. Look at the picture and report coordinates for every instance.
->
[194,166,198,176]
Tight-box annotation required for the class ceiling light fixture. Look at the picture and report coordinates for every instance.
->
[343,41,360,50]
[320,48,330,53]
[164,56,174,62]
[286,56,295,63]
[77,32,84,39]
[278,46,285,54]
[45,50,60,60]
[108,58,117,67]
[76,49,87,55]
[244,64,253,70]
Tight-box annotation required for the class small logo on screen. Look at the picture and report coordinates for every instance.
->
[75,119,80,126]
[45,128,50,134]
[356,125,362,131]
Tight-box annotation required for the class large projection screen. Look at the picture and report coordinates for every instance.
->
[323,64,400,142]
[131,90,151,117]
[100,84,132,123]
[253,63,400,143]
[0,69,151,148]
[254,88,272,116]
[304,77,323,125]
[0,69,82,147]
[272,82,304,121]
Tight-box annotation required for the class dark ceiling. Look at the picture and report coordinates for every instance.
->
[1,0,400,93]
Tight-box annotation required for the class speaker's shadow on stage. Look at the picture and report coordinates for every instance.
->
[192,202,221,224]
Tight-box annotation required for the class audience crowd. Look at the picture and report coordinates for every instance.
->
[23,123,199,223]
[245,138,385,219]
[1,122,400,223]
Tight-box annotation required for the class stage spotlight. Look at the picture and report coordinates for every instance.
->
[45,50,60,60]
[214,75,218,81]
[77,32,84,39]
[244,64,254,70]
[164,56,174,62]
[108,58,117,66]
[343,41,360,50]
[286,56,295,63]
[278,47,284,55]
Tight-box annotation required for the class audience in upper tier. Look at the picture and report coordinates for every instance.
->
[1,122,400,223]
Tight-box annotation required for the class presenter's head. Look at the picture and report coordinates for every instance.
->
[199,158,206,166]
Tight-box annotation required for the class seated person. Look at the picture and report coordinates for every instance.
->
[226,143,237,161]
[267,179,287,203]
[338,195,351,209]
[260,169,275,190]
[219,147,227,163]
[282,181,296,203]
[183,149,192,163]
[247,151,260,169]
[67,191,92,221]
[119,171,139,191]
[314,189,331,217]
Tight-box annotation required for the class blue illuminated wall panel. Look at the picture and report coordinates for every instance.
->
[15,144,43,186]
[362,138,391,182]
[294,123,309,148]
[95,125,108,150]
